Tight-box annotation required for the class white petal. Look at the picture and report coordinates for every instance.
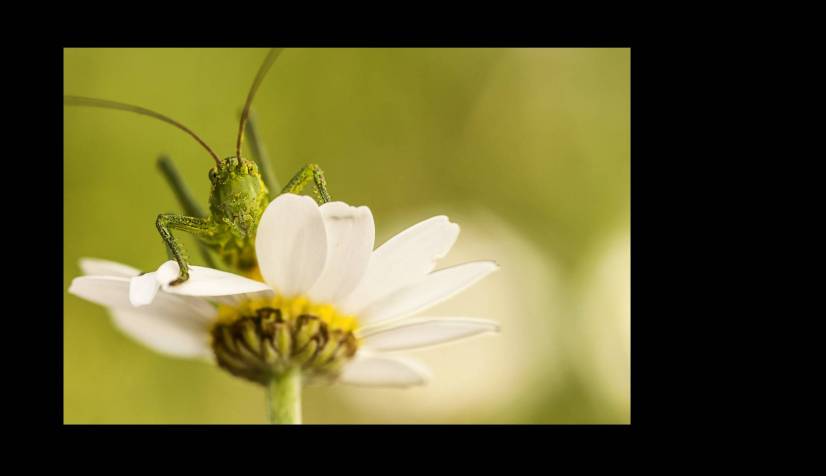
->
[110,308,211,358]
[129,273,160,307]
[70,276,215,357]
[360,318,500,351]
[157,262,271,297]
[154,260,180,285]
[79,258,140,277]
[307,202,375,305]
[70,276,135,309]
[338,354,430,387]
[255,193,327,297]
[70,276,214,322]
[360,261,499,326]
[339,216,459,315]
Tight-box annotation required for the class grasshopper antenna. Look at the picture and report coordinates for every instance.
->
[236,48,283,161]
[64,95,221,165]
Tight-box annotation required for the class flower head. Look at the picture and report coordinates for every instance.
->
[70,194,499,387]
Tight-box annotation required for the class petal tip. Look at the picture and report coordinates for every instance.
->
[77,258,95,273]
[402,358,432,385]
[412,368,432,386]
[487,321,502,334]
[67,278,82,296]
[154,261,180,285]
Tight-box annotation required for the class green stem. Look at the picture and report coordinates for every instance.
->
[266,367,302,424]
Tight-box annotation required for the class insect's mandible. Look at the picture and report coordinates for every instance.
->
[65,48,332,285]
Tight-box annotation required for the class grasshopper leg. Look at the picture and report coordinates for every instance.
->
[156,214,215,285]
[243,110,281,193]
[282,163,331,204]
[156,155,218,269]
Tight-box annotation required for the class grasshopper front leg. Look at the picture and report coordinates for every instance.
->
[156,214,216,285]
[282,163,331,203]
[157,155,218,269]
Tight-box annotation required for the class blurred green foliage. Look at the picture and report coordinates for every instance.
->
[64,48,629,423]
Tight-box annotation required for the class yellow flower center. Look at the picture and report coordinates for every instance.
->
[209,295,360,385]
[215,295,359,333]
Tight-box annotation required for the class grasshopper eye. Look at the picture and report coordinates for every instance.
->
[209,169,218,182]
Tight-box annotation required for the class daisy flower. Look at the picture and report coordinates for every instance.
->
[69,193,499,423]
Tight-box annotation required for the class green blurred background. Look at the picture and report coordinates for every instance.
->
[64,48,629,423]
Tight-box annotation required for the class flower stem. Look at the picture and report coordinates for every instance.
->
[266,367,302,424]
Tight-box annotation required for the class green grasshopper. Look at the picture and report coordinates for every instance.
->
[65,48,332,285]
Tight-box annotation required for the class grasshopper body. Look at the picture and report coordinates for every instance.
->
[66,49,332,285]
[157,156,269,285]
[207,157,269,271]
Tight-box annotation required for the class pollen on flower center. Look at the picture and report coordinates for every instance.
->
[210,296,360,385]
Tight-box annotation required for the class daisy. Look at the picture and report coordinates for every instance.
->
[69,193,499,423]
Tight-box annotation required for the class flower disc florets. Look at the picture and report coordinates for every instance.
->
[210,297,359,385]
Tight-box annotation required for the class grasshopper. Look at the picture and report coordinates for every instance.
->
[65,48,332,285]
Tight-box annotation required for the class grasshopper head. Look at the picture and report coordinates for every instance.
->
[208,156,270,237]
